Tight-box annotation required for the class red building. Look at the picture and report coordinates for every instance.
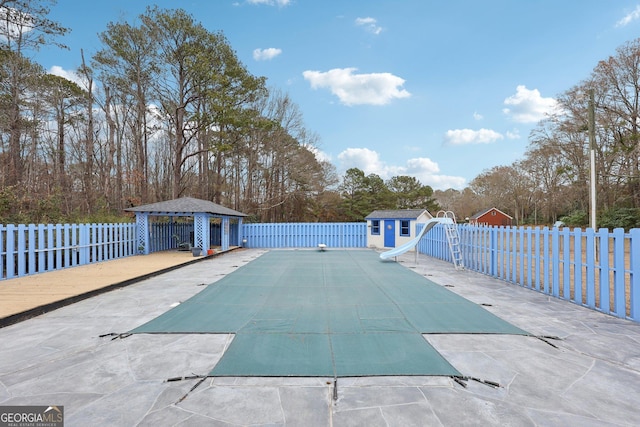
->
[469,207,513,227]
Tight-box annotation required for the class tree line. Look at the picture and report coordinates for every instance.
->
[0,2,441,224]
[1,1,639,229]
[435,39,640,230]
[1,3,332,223]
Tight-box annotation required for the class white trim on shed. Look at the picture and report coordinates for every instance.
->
[364,209,433,249]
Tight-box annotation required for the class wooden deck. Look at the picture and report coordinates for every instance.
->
[0,250,218,327]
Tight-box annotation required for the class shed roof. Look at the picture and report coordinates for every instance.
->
[365,209,431,220]
[125,197,247,217]
[470,207,512,220]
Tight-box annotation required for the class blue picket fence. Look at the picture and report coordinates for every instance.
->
[418,223,640,322]
[0,223,137,279]
[242,222,366,248]
[0,221,360,280]
[149,222,193,252]
[148,221,240,252]
[1,220,638,323]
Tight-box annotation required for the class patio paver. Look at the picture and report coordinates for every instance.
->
[1,248,639,426]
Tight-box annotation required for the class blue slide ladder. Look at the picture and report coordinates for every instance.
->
[437,211,464,270]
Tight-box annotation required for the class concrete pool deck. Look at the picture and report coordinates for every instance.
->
[1,248,639,426]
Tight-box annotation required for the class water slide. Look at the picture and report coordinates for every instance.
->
[379,217,452,260]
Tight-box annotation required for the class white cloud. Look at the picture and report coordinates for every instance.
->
[355,17,375,26]
[48,66,85,88]
[355,17,383,35]
[405,157,439,174]
[307,146,332,163]
[337,148,465,190]
[247,0,290,6]
[616,5,640,27]
[444,128,504,145]
[253,47,282,61]
[404,157,466,189]
[506,129,520,139]
[503,85,559,123]
[338,148,386,173]
[302,67,410,106]
[403,144,422,153]
[473,111,483,120]
[0,5,33,41]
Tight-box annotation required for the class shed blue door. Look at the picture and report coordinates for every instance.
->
[384,220,395,247]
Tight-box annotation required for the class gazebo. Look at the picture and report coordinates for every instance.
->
[125,197,247,255]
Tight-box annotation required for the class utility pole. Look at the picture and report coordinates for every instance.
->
[588,89,597,231]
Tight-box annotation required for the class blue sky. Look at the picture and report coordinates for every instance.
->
[34,0,640,190]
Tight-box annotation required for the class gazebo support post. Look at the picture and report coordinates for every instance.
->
[193,213,210,256]
[135,213,150,255]
[237,218,244,247]
[221,217,230,251]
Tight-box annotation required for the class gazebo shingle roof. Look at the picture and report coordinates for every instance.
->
[125,197,247,217]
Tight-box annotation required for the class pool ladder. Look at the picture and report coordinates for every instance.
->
[437,211,464,270]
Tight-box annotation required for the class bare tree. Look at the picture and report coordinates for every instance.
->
[469,165,533,224]
[39,73,84,194]
[93,19,156,204]
[0,0,68,187]
[592,39,640,208]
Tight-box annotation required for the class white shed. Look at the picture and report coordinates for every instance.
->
[364,209,433,249]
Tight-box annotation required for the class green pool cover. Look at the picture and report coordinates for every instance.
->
[130,250,529,377]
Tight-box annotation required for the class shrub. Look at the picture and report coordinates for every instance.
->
[599,207,640,231]
[560,210,589,228]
